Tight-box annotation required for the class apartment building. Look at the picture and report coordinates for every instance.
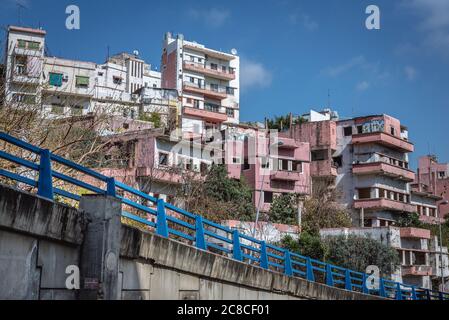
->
[161,32,240,138]
[320,226,433,289]
[224,123,311,213]
[417,155,449,219]
[3,26,176,127]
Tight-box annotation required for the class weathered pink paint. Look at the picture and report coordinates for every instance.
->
[352,132,414,153]
[352,162,415,182]
[353,198,416,213]
[402,265,433,276]
[417,155,449,218]
[400,227,431,239]
[183,61,236,81]
[183,106,227,122]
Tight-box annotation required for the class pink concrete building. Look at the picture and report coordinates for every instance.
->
[416,155,449,219]
[224,124,311,213]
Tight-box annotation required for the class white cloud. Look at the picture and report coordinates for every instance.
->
[289,13,318,31]
[322,56,365,77]
[403,0,449,56]
[187,8,230,28]
[356,81,370,91]
[404,66,417,81]
[240,58,272,92]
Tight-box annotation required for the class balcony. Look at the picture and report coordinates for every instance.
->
[402,265,432,276]
[183,61,236,81]
[183,106,227,123]
[276,137,302,149]
[352,162,415,182]
[400,227,431,239]
[353,198,416,213]
[11,73,40,85]
[271,170,302,181]
[183,82,227,100]
[352,132,414,153]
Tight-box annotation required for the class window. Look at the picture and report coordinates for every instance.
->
[205,103,220,113]
[226,87,235,95]
[390,126,396,136]
[113,76,122,85]
[311,149,328,161]
[226,108,234,118]
[186,98,193,104]
[17,39,26,48]
[71,106,83,116]
[357,125,363,134]
[210,83,219,92]
[49,73,63,87]
[243,157,250,170]
[222,66,227,72]
[264,191,273,204]
[260,157,269,169]
[210,63,218,70]
[438,171,446,179]
[358,188,371,199]
[200,162,208,175]
[293,161,303,172]
[333,156,343,168]
[51,104,64,114]
[158,152,168,166]
[189,76,195,83]
[190,55,195,62]
[343,126,352,136]
[75,76,89,88]
[28,41,40,50]
[14,55,27,75]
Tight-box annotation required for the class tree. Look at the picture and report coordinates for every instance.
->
[269,193,299,225]
[178,164,255,222]
[279,232,328,261]
[302,180,352,235]
[396,212,423,228]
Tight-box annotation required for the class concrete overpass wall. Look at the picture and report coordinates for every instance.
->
[0,183,378,300]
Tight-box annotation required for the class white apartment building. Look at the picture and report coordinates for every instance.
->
[3,26,173,126]
[161,32,240,138]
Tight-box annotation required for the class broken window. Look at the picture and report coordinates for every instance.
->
[311,149,328,161]
[158,152,168,166]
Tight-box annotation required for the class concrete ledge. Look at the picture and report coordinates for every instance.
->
[0,183,86,245]
[120,226,382,300]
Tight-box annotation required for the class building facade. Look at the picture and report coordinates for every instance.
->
[161,32,240,138]
[3,26,179,127]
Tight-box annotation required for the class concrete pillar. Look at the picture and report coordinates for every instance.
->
[360,208,364,227]
[79,194,121,300]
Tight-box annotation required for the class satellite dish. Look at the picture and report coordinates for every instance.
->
[230,48,238,55]
[133,50,139,56]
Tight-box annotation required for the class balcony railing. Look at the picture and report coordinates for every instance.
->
[402,265,433,276]
[183,82,228,100]
[352,132,414,153]
[183,106,228,122]
[400,227,431,239]
[271,170,303,181]
[183,61,236,81]
[354,198,416,213]
[352,162,415,182]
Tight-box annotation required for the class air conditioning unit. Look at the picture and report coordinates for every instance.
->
[62,75,69,81]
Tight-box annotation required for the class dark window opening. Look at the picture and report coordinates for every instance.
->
[343,126,352,136]
[264,191,273,204]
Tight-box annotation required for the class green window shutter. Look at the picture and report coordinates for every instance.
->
[28,42,40,50]
[49,73,63,87]
[18,40,26,48]
[76,76,89,86]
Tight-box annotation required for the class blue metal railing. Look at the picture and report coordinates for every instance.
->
[0,131,448,300]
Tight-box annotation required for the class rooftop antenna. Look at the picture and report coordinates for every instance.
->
[327,89,331,108]
[16,1,28,26]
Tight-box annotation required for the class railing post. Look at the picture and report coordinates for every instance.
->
[362,273,369,294]
[344,269,352,291]
[259,241,268,269]
[411,287,417,300]
[395,283,402,300]
[232,230,242,261]
[326,264,334,287]
[284,250,293,276]
[195,215,206,250]
[379,278,386,297]
[156,199,169,237]
[106,177,116,197]
[439,291,444,301]
[37,149,53,200]
[306,257,315,282]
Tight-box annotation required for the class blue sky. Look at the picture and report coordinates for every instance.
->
[1,0,449,167]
